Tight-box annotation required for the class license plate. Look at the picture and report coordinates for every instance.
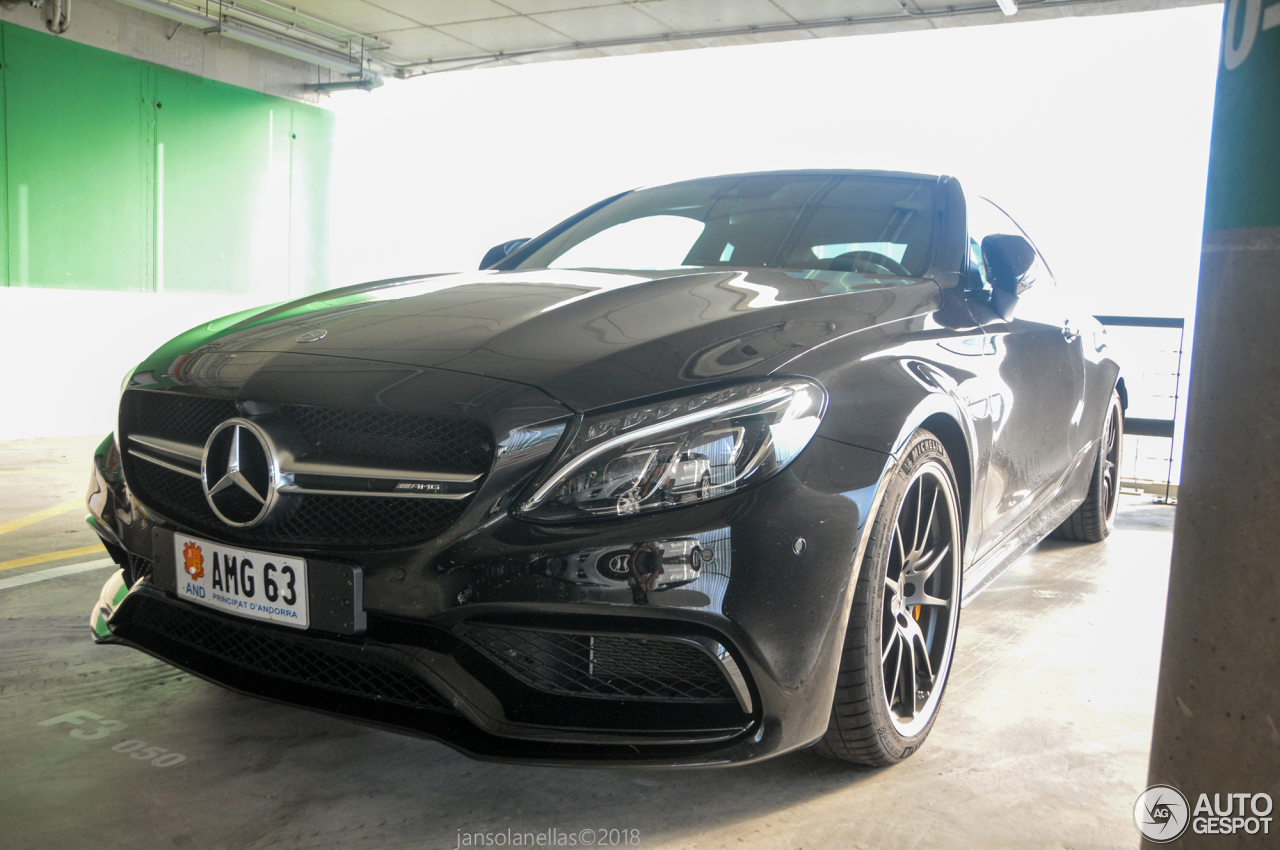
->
[173,534,309,629]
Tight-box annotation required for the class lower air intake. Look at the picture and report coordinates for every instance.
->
[456,623,739,704]
[123,595,455,713]
[125,553,154,587]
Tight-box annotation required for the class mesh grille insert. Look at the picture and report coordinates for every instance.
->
[125,553,154,587]
[456,624,737,703]
[125,595,455,713]
[126,393,238,446]
[281,405,494,472]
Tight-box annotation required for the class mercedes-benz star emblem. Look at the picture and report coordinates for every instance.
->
[295,329,327,343]
[599,552,632,580]
[202,418,278,527]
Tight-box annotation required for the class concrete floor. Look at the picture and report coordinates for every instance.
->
[0,436,1174,850]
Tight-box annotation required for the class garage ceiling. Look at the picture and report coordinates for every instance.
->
[121,0,1214,78]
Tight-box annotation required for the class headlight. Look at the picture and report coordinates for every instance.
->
[516,378,826,521]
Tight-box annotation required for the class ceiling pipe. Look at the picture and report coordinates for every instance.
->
[46,0,70,33]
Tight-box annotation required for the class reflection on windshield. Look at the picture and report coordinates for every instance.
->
[810,241,909,262]
[517,173,937,277]
[550,215,705,271]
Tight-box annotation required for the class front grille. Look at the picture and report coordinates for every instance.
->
[120,391,491,549]
[124,595,455,713]
[129,459,467,548]
[456,623,737,703]
[281,405,493,472]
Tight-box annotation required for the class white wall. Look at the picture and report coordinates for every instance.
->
[0,288,271,441]
[328,7,1221,323]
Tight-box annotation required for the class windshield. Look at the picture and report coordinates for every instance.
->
[515,174,938,277]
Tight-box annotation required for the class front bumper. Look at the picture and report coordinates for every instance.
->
[88,432,892,767]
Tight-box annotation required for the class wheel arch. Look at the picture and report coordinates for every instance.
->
[791,351,983,558]
[882,390,979,548]
[919,412,972,547]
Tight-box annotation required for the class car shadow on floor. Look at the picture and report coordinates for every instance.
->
[166,680,893,846]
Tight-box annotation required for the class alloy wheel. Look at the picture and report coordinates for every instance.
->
[881,462,961,737]
[1101,403,1121,525]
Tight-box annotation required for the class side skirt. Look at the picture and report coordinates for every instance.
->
[960,492,1082,607]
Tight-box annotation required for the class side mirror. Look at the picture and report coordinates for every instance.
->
[981,233,1037,321]
[480,238,530,270]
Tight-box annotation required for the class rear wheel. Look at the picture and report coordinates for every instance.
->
[1052,389,1123,543]
[813,430,962,765]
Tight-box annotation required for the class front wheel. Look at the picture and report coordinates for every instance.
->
[1052,388,1123,543]
[812,430,962,766]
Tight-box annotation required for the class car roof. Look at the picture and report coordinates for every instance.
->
[638,169,945,192]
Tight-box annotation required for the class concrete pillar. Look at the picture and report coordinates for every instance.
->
[1144,1,1280,846]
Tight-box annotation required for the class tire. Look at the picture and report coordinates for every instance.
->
[1052,389,1123,543]
[812,429,963,766]
[699,474,711,501]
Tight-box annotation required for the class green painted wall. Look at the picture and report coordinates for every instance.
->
[1,22,335,295]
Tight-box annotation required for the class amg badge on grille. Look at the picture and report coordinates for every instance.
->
[395,482,443,493]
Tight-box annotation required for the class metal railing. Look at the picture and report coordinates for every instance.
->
[1094,315,1186,503]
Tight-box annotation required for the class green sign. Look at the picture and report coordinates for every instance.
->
[1205,0,1280,232]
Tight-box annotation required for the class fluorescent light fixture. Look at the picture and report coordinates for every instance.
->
[110,0,212,29]
[996,0,1018,15]
[219,23,364,75]
[307,76,385,93]
[108,0,370,77]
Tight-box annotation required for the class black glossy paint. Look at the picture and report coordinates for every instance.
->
[89,170,1121,766]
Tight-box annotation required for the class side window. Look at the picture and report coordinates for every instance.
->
[965,196,1055,293]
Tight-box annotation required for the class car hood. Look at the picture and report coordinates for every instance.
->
[144,268,942,412]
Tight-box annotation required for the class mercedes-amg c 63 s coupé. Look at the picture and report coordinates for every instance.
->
[87,170,1124,767]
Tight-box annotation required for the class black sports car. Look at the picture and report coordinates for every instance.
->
[87,170,1124,767]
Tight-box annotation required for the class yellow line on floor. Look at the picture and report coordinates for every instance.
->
[0,499,86,536]
[0,544,107,573]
